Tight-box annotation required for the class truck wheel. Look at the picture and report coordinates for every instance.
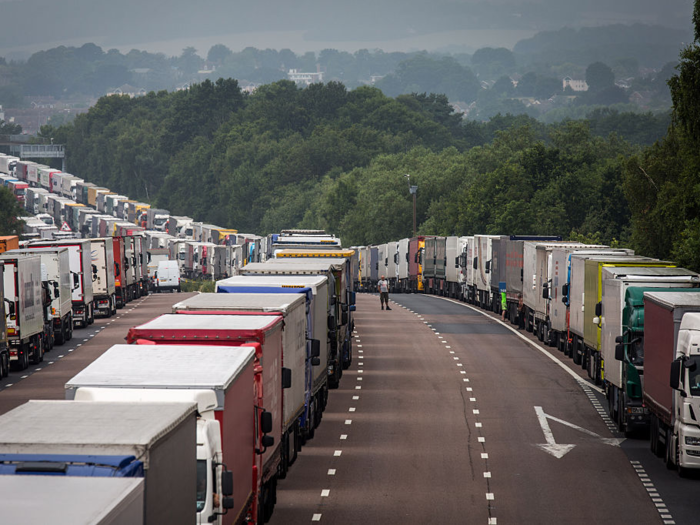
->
[665,430,675,470]
[20,348,29,370]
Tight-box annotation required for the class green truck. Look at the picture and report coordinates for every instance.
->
[600,266,700,435]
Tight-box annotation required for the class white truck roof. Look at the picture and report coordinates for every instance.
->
[67,345,254,394]
[173,292,305,312]
[0,476,144,525]
[602,266,699,280]
[134,314,280,331]
[0,400,196,457]
[216,274,326,288]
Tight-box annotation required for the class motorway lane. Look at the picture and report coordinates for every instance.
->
[270,293,664,525]
[270,293,492,525]
[0,291,197,416]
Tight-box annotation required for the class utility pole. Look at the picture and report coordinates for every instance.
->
[406,174,418,237]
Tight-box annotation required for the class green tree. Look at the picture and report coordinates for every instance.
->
[0,187,24,235]
[586,62,615,92]
[0,120,22,134]
[207,44,232,65]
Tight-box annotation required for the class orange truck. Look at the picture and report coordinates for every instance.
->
[0,236,19,255]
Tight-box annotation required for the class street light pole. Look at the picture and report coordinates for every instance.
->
[406,174,417,237]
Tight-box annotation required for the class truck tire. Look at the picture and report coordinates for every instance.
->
[19,347,29,370]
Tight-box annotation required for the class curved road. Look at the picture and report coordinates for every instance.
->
[269,293,700,525]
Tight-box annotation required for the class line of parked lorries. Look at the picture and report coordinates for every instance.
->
[0,153,267,281]
[0,224,357,523]
[353,235,700,477]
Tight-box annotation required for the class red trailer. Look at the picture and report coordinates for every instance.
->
[127,313,285,521]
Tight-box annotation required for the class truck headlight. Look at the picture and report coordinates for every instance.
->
[685,436,700,446]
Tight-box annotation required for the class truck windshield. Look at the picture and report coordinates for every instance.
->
[629,335,644,366]
[689,358,700,397]
[196,459,207,512]
[154,218,167,226]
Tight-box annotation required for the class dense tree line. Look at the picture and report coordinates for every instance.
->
[42,72,677,258]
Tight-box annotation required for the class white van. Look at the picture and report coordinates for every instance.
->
[154,260,181,293]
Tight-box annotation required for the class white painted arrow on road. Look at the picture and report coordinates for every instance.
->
[534,406,625,458]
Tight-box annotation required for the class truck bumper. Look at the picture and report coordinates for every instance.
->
[679,424,700,468]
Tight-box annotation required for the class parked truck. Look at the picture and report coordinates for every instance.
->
[173,293,319,444]
[0,253,44,368]
[214,273,331,397]
[0,476,144,525]
[66,344,261,525]
[600,268,700,435]
[124,314,285,516]
[90,237,117,317]
[242,254,356,375]
[0,400,196,525]
[11,247,73,344]
[0,236,19,255]
[27,239,95,327]
[643,292,700,476]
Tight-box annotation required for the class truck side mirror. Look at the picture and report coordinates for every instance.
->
[327,315,337,331]
[310,339,321,358]
[221,497,234,511]
[485,261,490,273]
[542,284,549,300]
[670,358,683,390]
[341,311,348,325]
[455,256,459,268]
[615,343,624,361]
[341,303,348,313]
[561,283,569,302]
[473,257,478,270]
[261,435,274,448]
[114,263,120,277]
[348,291,356,306]
[595,302,602,317]
[92,264,98,282]
[72,273,79,289]
[281,368,292,389]
[311,357,320,366]
[221,470,234,497]
[53,282,60,297]
[260,410,273,434]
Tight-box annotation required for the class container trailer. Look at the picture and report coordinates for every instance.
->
[0,400,197,525]
[66,344,261,525]
[643,292,700,476]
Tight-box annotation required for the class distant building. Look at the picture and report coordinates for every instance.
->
[288,68,324,86]
[107,85,147,98]
[563,77,589,92]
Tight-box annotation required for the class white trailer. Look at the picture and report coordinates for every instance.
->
[0,400,196,525]
[27,239,95,327]
[0,476,144,525]
[90,238,117,317]
[0,253,44,368]
[13,247,73,345]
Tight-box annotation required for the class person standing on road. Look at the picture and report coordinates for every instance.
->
[378,275,391,310]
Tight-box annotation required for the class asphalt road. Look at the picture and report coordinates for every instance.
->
[0,291,197,415]
[268,293,700,525]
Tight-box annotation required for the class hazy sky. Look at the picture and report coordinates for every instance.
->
[0,0,694,59]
